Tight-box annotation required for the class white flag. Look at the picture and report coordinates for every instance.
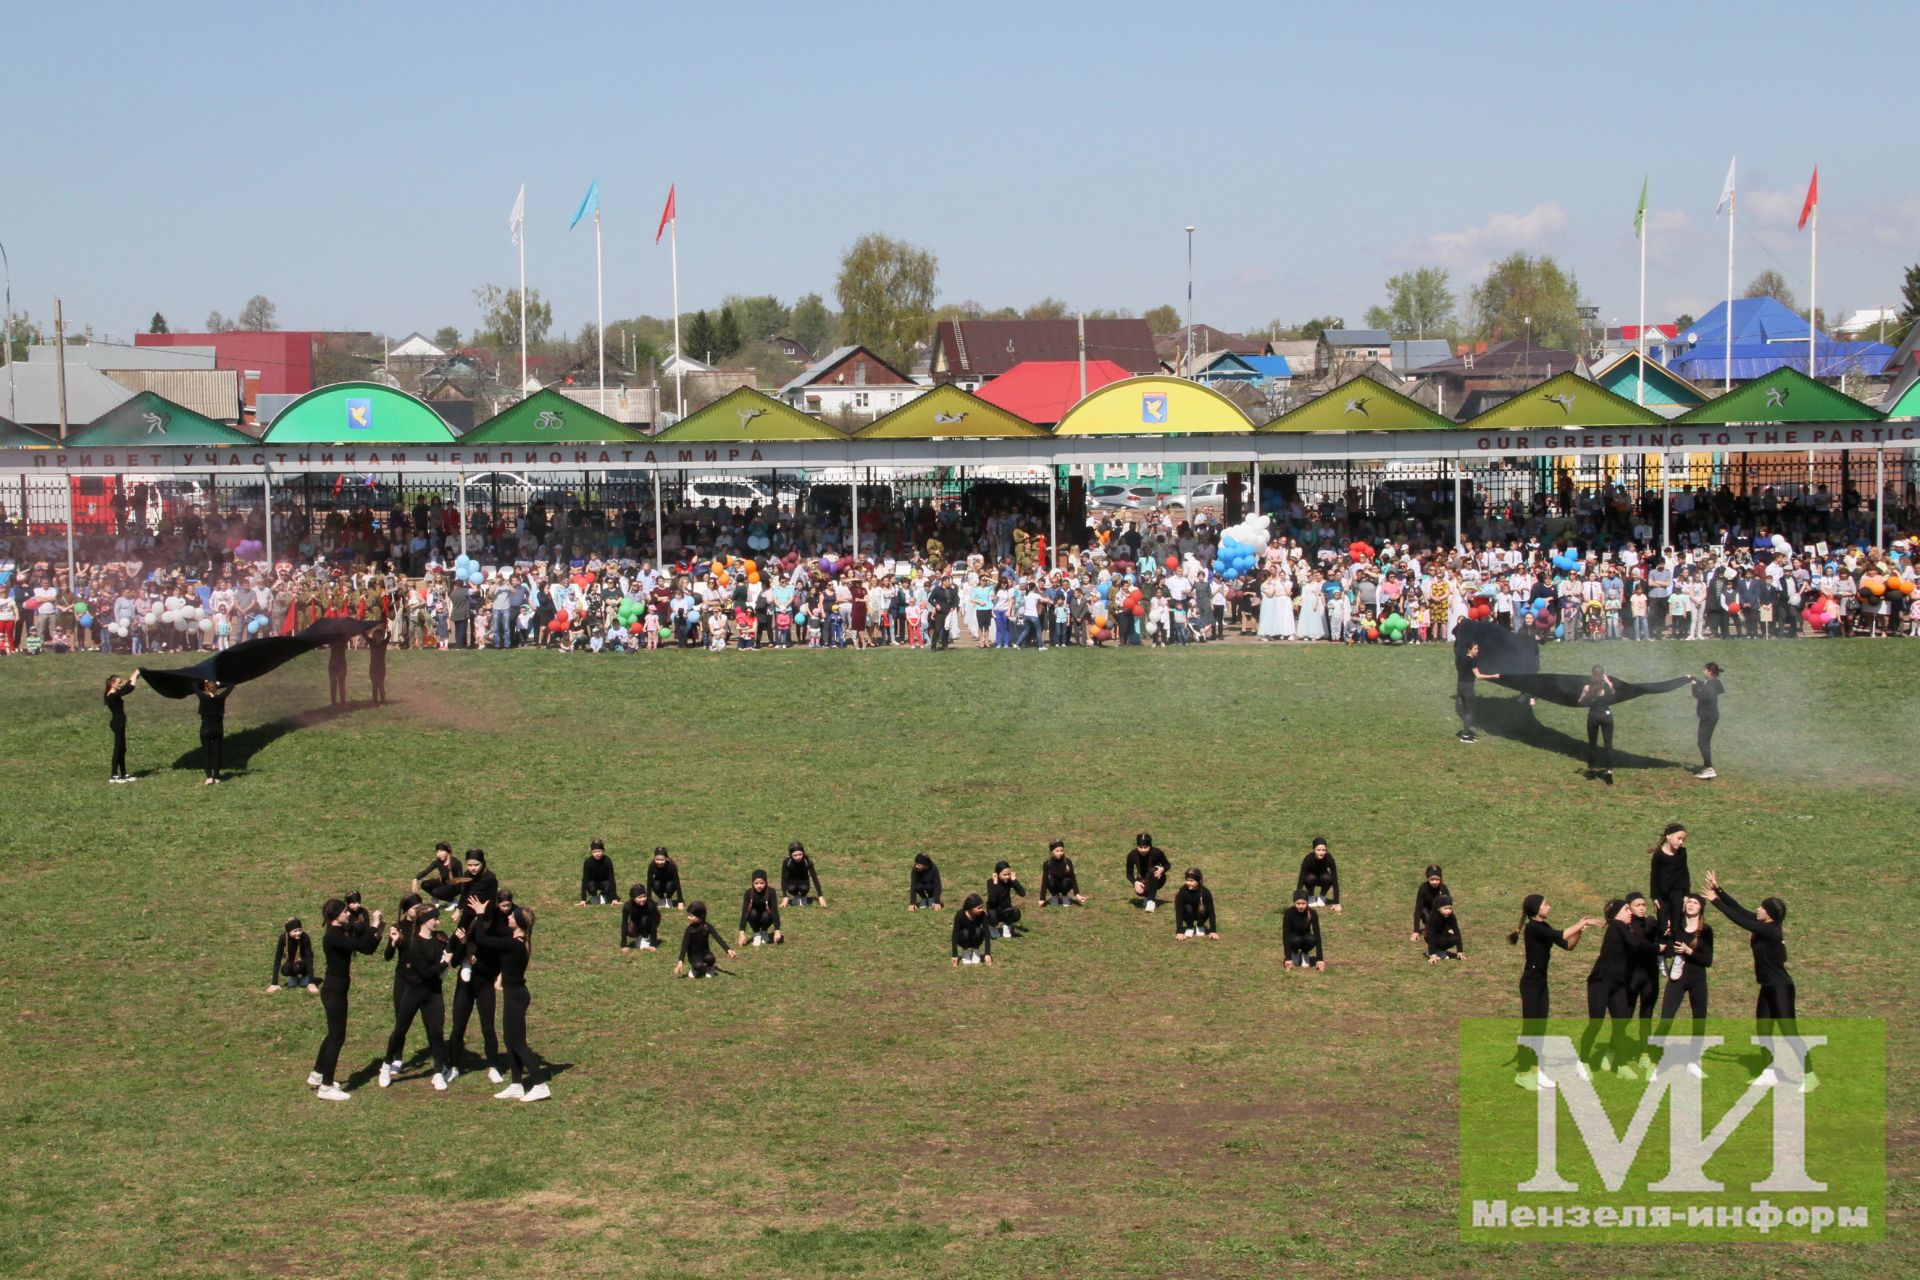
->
[1715,158,1735,218]
[509,183,526,246]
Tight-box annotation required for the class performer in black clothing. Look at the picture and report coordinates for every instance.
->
[1039,839,1086,906]
[1624,893,1663,1062]
[394,912,453,1090]
[928,578,956,651]
[1296,838,1341,912]
[1172,868,1217,940]
[984,861,1025,936]
[950,895,993,965]
[476,906,549,1101]
[737,870,785,946]
[379,895,431,1086]
[780,842,825,906]
[1455,640,1489,742]
[1126,833,1170,912]
[367,627,389,706]
[1690,662,1724,779]
[309,897,381,1100]
[1648,823,1691,933]
[1578,665,1618,782]
[1282,893,1324,970]
[1410,865,1448,941]
[196,679,231,784]
[104,671,139,782]
[414,841,463,903]
[327,635,349,706]
[1507,895,1598,1088]
[1579,899,1657,1076]
[673,902,735,978]
[648,848,684,909]
[268,917,316,992]
[1703,869,1813,1088]
[1424,895,1464,962]
[620,884,661,950]
[1655,891,1714,1075]
[908,853,943,910]
[578,839,617,905]
[450,878,504,1085]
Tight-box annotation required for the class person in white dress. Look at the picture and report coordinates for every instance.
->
[1274,568,1296,638]
[1297,572,1328,641]
[1258,571,1284,640]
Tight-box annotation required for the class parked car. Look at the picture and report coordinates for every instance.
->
[682,476,775,511]
[1088,482,1159,511]
[1172,477,1229,513]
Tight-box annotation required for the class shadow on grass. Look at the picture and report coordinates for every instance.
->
[169,702,364,774]
[341,1047,574,1093]
[1475,695,1687,772]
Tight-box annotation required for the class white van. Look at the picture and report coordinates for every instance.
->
[683,477,775,510]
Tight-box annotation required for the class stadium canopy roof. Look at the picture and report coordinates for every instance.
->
[1675,366,1882,425]
[1054,375,1252,436]
[263,382,457,444]
[1258,375,1452,433]
[653,387,849,442]
[1461,371,1664,431]
[854,383,1047,439]
[462,388,649,443]
[68,391,256,447]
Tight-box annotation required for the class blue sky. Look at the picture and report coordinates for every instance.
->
[2,1,1910,344]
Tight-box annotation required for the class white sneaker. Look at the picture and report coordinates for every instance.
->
[1144,900,1156,913]
[493,1083,525,1100]
[1686,1062,1706,1080]
[521,1083,551,1102]
[390,1058,403,1072]
[1537,1072,1556,1090]
[445,1066,459,1084]
[1755,1067,1781,1088]
[1001,925,1012,938]
[459,965,472,983]
[1695,767,1717,780]
[1798,1071,1820,1094]
[1514,1070,1540,1091]
[1637,1054,1655,1075]
[1614,1064,1639,1082]
[378,1063,392,1089]
[432,1072,448,1092]
[1575,1062,1592,1082]
[751,935,765,947]
[488,1068,504,1085]
[306,1070,324,1088]
[316,1084,349,1101]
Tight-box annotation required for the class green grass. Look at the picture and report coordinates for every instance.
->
[0,639,1914,1277]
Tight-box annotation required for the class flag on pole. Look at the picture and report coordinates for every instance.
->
[509,184,525,245]
[1715,159,1735,218]
[655,183,677,245]
[1634,176,1648,238]
[570,179,601,231]
[1798,166,1819,230]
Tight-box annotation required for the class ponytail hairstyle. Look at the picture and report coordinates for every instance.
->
[1184,867,1204,885]
[1508,893,1546,945]
[1648,821,1687,860]
[960,892,984,913]
[515,906,535,957]
[1603,897,1625,923]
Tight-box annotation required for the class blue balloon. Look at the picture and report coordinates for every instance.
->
[1553,623,1565,639]
[469,570,483,585]
[1097,582,1110,599]
[78,614,92,628]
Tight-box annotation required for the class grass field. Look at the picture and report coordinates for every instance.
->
[0,639,1914,1278]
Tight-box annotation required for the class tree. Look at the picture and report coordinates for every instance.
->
[148,312,170,335]
[1743,269,1799,313]
[1084,306,1135,320]
[5,310,38,362]
[1468,253,1584,351]
[834,232,938,369]
[788,292,836,358]
[720,294,789,343]
[1298,316,1345,341]
[1361,267,1455,340]
[1023,297,1070,321]
[1672,313,1695,333]
[432,325,462,349]
[713,305,743,360]
[205,310,236,333]
[238,294,278,331]
[682,310,716,363]
[1893,262,1920,346]
[473,284,553,351]
[1143,304,1182,335]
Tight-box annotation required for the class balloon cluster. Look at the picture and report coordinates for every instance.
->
[234,539,264,560]
[452,553,484,586]
[1800,594,1838,632]
[1378,611,1410,642]
[1550,549,1582,573]
[1466,586,1495,621]
[1210,515,1271,582]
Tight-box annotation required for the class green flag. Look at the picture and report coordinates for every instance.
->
[1634,176,1648,238]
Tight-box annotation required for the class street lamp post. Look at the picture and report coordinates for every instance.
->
[1184,225,1196,377]
[0,239,13,423]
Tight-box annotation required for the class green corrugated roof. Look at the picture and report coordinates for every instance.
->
[1257,376,1453,433]
[263,382,457,444]
[1461,371,1663,430]
[462,388,649,443]
[68,391,257,447]
[854,383,1047,439]
[1886,378,1920,419]
[1676,366,1881,425]
[654,387,849,441]
[0,416,48,447]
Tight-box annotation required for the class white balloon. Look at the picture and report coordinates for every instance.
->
[199,618,215,635]
[160,610,178,624]
[173,618,190,632]
[145,611,161,626]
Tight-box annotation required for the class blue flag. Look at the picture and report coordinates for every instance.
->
[570,179,600,230]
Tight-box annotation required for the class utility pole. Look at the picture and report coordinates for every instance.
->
[54,297,69,440]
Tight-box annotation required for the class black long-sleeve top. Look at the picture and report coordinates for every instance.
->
[1692,675,1724,719]
[1425,911,1464,955]
[105,684,133,728]
[475,930,531,988]
[398,933,451,990]
[1586,918,1655,986]
[621,899,661,947]
[739,885,782,930]
[1282,905,1322,959]
[271,931,313,983]
[1521,919,1573,976]
[951,911,993,958]
[320,921,378,990]
[456,869,499,930]
[1630,914,1663,982]
[985,876,1025,913]
[910,859,942,903]
[1413,880,1449,932]
[1126,846,1169,888]
[1040,855,1080,896]
[1296,852,1339,899]
[678,920,723,967]
[647,859,682,901]
[1660,920,1714,973]
[781,855,823,898]
[1710,890,1790,986]
[195,686,229,730]
[580,853,617,898]
[1173,884,1216,934]
[1650,846,1691,903]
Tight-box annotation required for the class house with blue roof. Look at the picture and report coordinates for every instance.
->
[1191,351,1292,387]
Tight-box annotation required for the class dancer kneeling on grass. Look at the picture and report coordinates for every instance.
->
[309,897,381,1101]
[1411,865,1448,941]
[621,884,661,951]
[1127,833,1170,912]
[1424,895,1464,962]
[951,895,994,966]
[1173,868,1218,940]
[268,917,317,992]
[738,870,785,947]
[1296,838,1341,912]
[648,848,684,909]
[579,839,617,906]
[781,842,825,907]
[1040,839,1086,906]
[476,904,550,1101]
[1508,895,1600,1091]
[908,853,943,910]
[985,861,1025,938]
[674,902,735,979]
[392,910,454,1093]
[1283,892,1325,971]
[1702,869,1814,1092]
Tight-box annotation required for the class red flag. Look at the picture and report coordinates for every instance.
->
[1798,166,1818,230]
[655,183,676,244]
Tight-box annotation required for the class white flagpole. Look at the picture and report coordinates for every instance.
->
[1724,160,1734,393]
[518,212,528,396]
[671,214,684,417]
[1636,200,1647,405]
[1808,202,1818,378]
[595,208,606,403]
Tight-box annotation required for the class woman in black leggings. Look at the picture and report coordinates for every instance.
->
[476,906,550,1101]
[309,897,381,1101]
[1580,898,1656,1078]
[196,680,231,785]
[1703,869,1813,1090]
[104,671,139,783]
[1655,892,1714,1077]
[1690,662,1724,780]
[1507,894,1598,1089]
[1578,665,1618,782]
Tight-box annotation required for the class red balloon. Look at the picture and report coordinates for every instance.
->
[1130,603,1145,618]
[1366,627,1380,640]
[1165,554,1179,571]
[1727,602,1741,614]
